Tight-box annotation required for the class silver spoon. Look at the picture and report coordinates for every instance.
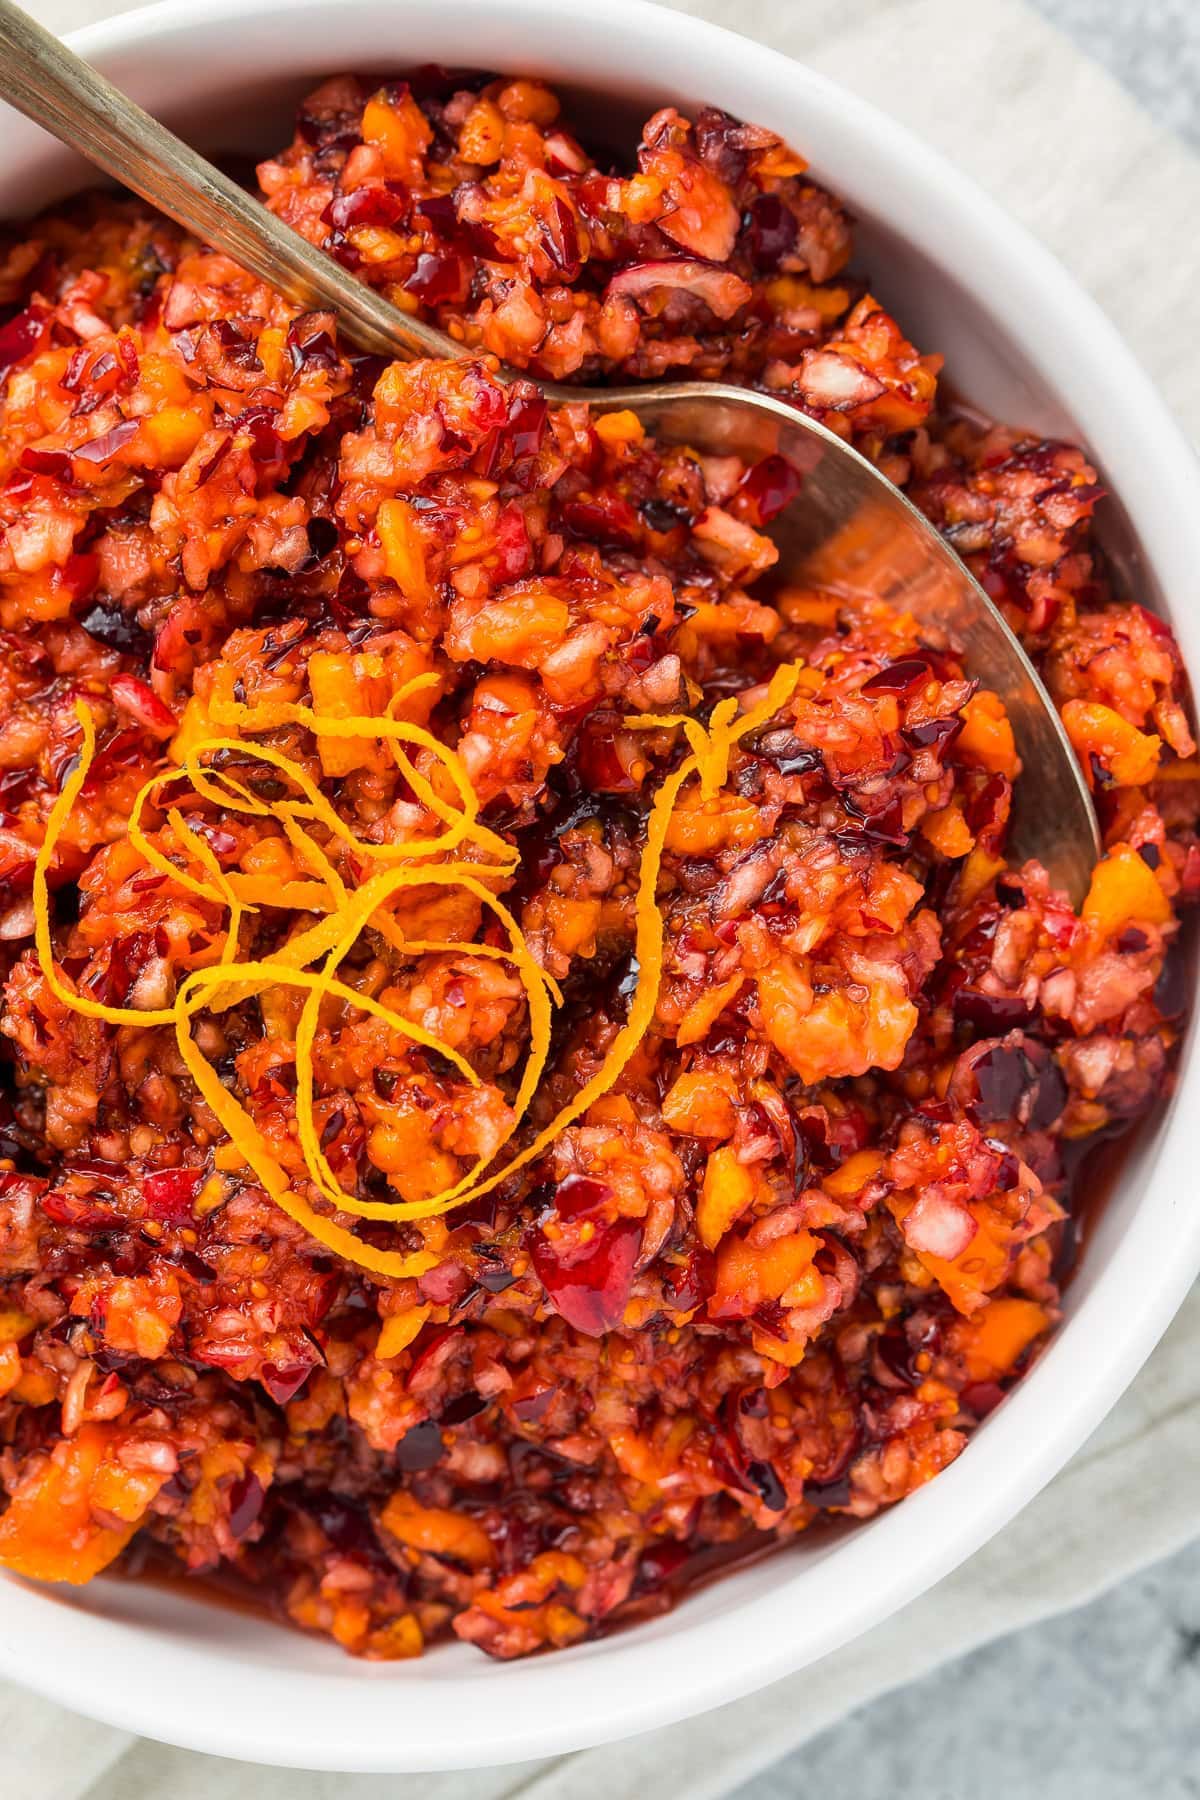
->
[0,0,1100,899]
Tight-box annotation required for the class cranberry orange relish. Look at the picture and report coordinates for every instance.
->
[0,72,1192,1662]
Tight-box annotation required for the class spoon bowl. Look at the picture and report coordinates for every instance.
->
[0,0,1100,896]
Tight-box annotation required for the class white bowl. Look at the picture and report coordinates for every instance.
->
[1,0,1197,1771]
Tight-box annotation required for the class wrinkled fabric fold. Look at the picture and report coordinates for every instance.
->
[2,0,1198,1795]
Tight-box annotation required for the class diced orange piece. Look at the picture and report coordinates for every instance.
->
[168,692,213,767]
[957,847,1006,907]
[0,1424,156,1583]
[957,691,1018,776]
[764,278,848,323]
[376,1304,431,1361]
[377,498,431,602]
[11,1365,55,1406]
[381,1491,495,1568]
[70,1271,182,1360]
[660,1069,738,1138]
[664,794,767,855]
[751,1329,809,1368]
[823,1148,884,1199]
[458,96,507,164]
[890,1195,1012,1315]
[594,409,645,449]
[696,1146,755,1250]
[1062,699,1161,788]
[710,1228,818,1319]
[955,1296,1050,1381]
[142,405,206,468]
[1082,844,1171,935]
[675,974,745,1049]
[367,1613,424,1659]
[361,90,433,182]
[920,803,975,859]
[758,962,917,1084]
[1152,757,1200,783]
[255,326,289,386]
[777,587,841,628]
[307,648,387,776]
[90,1460,168,1525]
[452,591,571,666]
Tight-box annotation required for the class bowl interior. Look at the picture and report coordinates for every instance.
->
[0,0,1195,1771]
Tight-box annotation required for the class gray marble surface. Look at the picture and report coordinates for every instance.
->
[735,1540,1200,1800]
[737,3,1200,1796]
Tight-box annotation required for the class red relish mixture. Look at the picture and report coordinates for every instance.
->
[0,70,1193,1660]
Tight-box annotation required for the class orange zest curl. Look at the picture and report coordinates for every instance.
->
[34,664,803,1275]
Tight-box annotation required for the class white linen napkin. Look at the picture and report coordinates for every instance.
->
[1,0,1197,1794]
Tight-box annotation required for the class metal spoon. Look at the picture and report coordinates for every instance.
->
[0,0,1100,899]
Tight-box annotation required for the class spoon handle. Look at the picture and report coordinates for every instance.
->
[0,0,456,362]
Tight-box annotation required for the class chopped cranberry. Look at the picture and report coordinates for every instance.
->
[305,516,339,561]
[529,1216,641,1336]
[1155,946,1189,1019]
[742,193,798,270]
[560,493,641,549]
[952,988,1034,1033]
[0,302,49,382]
[805,1472,852,1507]
[710,1393,787,1512]
[303,1491,392,1569]
[236,404,286,467]
[984,1139,1022,1190]
[142,1166,201,1224]
[20,445,74,480]
[505,390,548,460]
[636,1540,691,1589]
[737,454,801,525]
[260,1348,321,1406]
[512,1385,557,1423]
[40,1189,123,1230]
[418,1260,472,1306]
[963,773,1011,845]
[441,1390,489,1425]
[663,1248,717,1313]
[415,192,462,240]
[574,711,638,793]
[970,1044,1029,1120]
[111,674,175,736]
[1028,1057,1067,1131]
[407,63,496,101]
[227,1470,265,1538]
[295,97,364,151]
[404,248,471,306]
[694,108,752,185]
[745,1459,787,1511]
[394,1419,445,1471]
[904,715,962,753]
[60,552,100,603]
[73,418,140,467]
[476,1263,516,1293]
[554,1173,612,1220]
[876,1329,918,1386]
[287,313,341,374]
[960,1380,1005,1418]
[539,197,582,280]
[323,183,408,235]
[861,657,932,698]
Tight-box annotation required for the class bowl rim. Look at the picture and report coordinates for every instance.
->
[0,0,1198,1771]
